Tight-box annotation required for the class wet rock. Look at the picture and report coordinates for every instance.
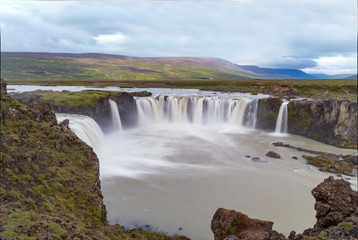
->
[273,142,356,175]
[245,155,251,158]
[224,235,240,240]
[265,151,280,158]
[58,119,70,130]
[211,208,273,240]
[272,142,290,147]
[292,156,298,160]
[251,157,268,163]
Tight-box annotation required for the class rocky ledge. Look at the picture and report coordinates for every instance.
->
[273,142,357,176]
[11,90,151,132]
[211,176,358,240]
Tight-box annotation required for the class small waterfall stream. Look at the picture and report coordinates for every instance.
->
[109,99,123,131]
[275,100,289,133]
[56,113,104,149]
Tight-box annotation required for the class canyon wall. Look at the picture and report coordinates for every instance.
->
[257,98,357,148]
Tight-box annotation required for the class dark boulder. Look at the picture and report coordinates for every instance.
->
[265,151,280,158]
[211,208,273,240]
[306,176,358,236]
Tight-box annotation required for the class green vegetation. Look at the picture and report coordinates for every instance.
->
[2,52,254,80]
[6,78,357,100]
[37,90,124,110]
[0,95,188,240]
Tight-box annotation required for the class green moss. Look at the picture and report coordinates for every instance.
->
[318,231,327,239]
[227,226,237,235]
[338,222,353,230]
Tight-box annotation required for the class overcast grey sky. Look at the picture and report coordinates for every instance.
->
[0,0,356,75]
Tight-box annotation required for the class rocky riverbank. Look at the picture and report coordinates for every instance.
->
[0,80,188,240]
[211,176,358,240]
[272,142,357,176]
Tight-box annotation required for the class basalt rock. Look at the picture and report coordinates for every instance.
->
[307,176,358,235]
[265,151,280,158]
[256,98,282,130]
[263,177,358,240]
[11,90,148,132]
[287,99,357,148]
[211,208,273,240]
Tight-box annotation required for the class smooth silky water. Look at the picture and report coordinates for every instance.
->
[12,86,357,240]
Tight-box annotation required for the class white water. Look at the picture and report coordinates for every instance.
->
[56,113,104,149]
[275,100,289,134]
[109,99,123,131]
[135,96,259,127]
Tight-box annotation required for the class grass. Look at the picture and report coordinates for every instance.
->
[6,78,357,99]
[1,52,254,80]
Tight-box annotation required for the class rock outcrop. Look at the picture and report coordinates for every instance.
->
[211,208,273,240]
[305,176,358,236]
[287,99,357,148]
[213,177,358,240]
[256,98,282,130]
[11,90,151,132]
[265,151,280,158]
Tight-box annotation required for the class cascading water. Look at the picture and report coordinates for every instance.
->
[135,96,259,127]
[275,100,289,133]
[243,98,258,128]
[109,99,123,131]
[56,113,104,149]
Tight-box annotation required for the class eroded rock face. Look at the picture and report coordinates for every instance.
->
[308,176,358,235]
[211,208,273,240]
[287,99,357,148]
[263,177,358,240]
[256,98,282,130]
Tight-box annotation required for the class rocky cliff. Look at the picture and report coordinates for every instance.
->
[256,97,357,148]
[0,82,188,240]
[211,177,358,240]
[256,98,282,130]
[11,90,151,132]
[287,99,357,148]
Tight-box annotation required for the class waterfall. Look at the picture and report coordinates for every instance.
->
[135,96,260,128]
[243,99,258,128]
[275,100,289,133]
[56,113,104,149]
[109,99,123,131]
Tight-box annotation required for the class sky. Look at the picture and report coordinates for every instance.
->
[0,0,356,75]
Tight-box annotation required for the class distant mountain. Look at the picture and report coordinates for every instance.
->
[345,74,357,80]
[311,73,354,79]
[1,52,259,80]
[237,65,314,79]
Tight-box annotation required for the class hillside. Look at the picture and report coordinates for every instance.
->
[237,65,314,79]
[1,52,258,81]
[0,80,188,240]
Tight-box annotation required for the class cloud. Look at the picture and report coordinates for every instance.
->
[0,0,356,74]
[303,54,357,75]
